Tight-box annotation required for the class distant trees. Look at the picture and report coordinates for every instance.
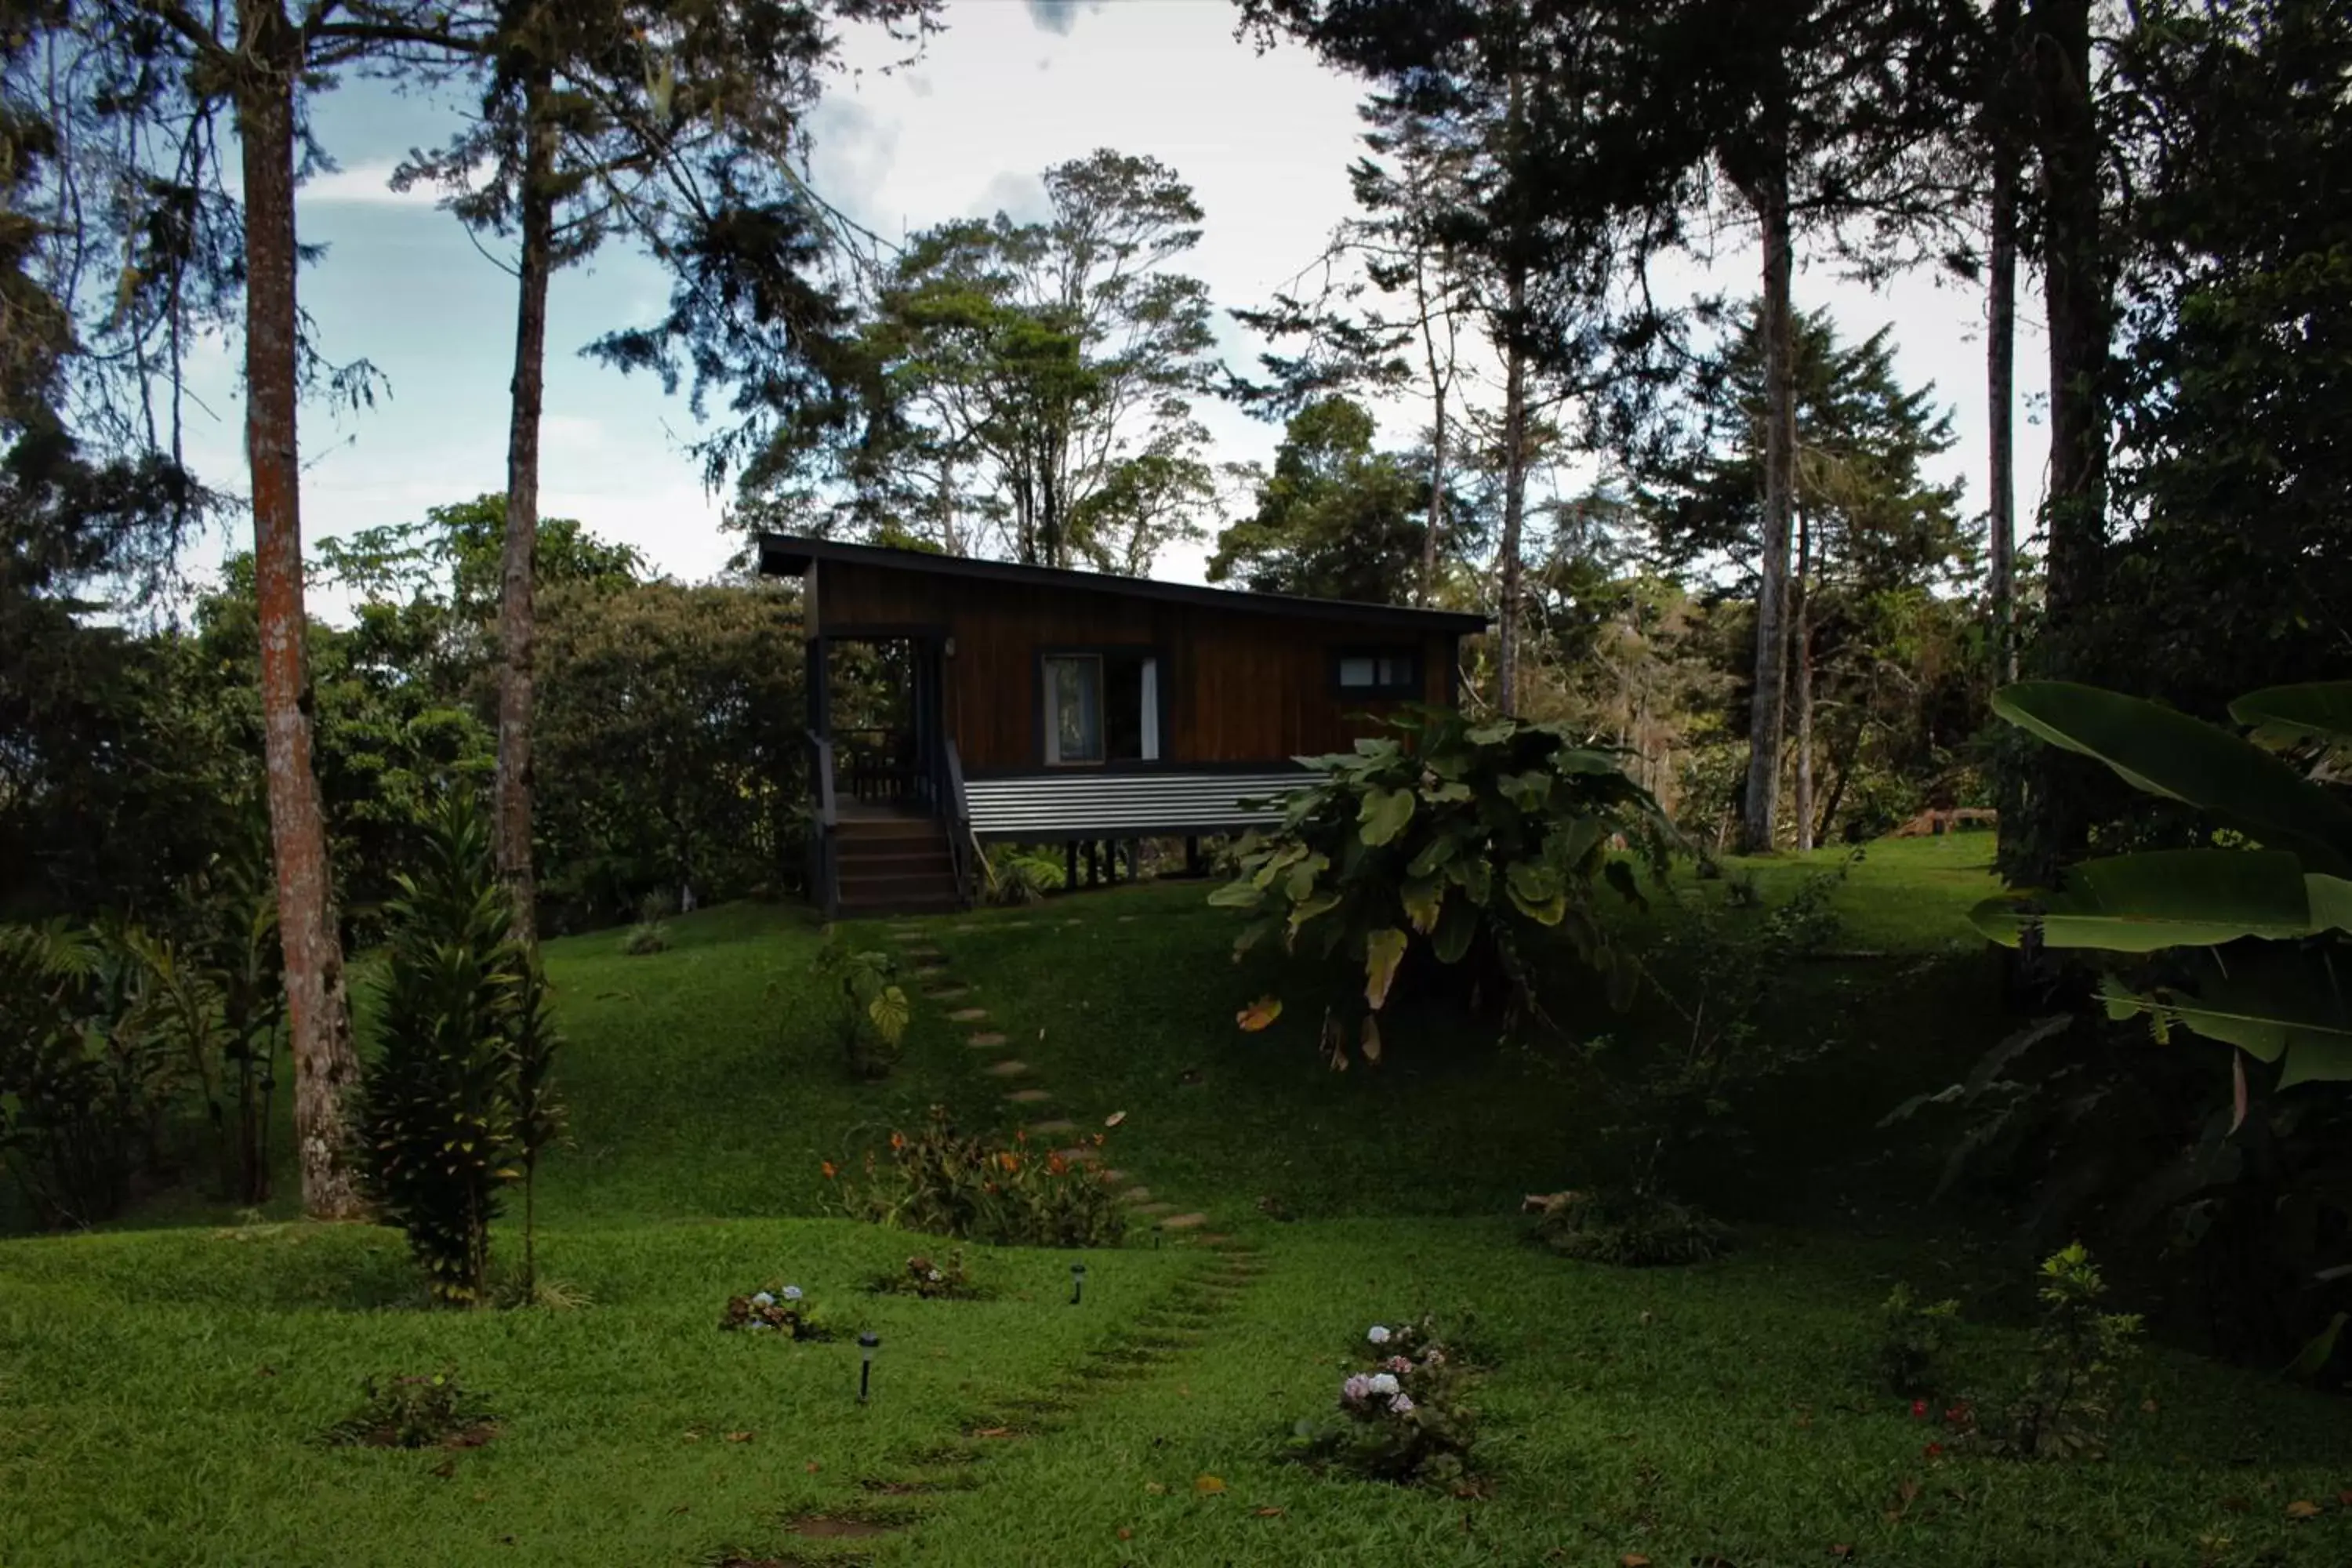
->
[742,148,1219,575]
[1209,397,1427,604]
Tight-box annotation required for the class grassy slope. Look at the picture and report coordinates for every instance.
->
[8,833,2352,1566]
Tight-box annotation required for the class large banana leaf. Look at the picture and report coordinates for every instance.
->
[2232,682,2352,750]
[2102,949,2352,1087]
[1994,682,2352,873]
[1970,848,2318,952]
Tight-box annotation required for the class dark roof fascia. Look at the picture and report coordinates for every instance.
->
[757,532,1490,634]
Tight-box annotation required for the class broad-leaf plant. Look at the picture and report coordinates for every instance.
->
[1212,706,1671,1066]
[1973,681,2352,1087]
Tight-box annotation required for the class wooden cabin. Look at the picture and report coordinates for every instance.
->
[757,534,1487,916]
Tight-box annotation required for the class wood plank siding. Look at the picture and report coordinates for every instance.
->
[808,557,1459,770]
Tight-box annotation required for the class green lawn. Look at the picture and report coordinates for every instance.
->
[6,834,2351,1566]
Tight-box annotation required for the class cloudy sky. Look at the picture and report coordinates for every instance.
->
[181,0,2048,602]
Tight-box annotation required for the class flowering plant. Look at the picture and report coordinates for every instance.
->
[719,1280,827,1339]
[827,1105,1127,1248]
[1285,1317,1478,1486]
[869,1248,982,1300]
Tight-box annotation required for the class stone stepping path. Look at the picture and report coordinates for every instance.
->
[894,919,1230,1288]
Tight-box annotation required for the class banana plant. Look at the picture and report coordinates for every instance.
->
[1973,681,2352,1086]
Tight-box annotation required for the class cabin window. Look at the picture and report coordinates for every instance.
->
[1334,648,1421,698]
[1044,652,1160,765]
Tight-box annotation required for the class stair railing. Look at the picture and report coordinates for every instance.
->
[807,728,839,920]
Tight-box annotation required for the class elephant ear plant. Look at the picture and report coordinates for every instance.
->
[1973,681,2352,1089]
[1211,706,1673,1066]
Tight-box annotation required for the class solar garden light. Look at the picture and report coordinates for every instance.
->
[1069,1261,1087,1306]
[857,1331,880,1404]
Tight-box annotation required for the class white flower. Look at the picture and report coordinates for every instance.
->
[782,1285,804,1301]
[1367,1325,1392,1345]
[927,1269,943,1283]
[751,1291,775,1308]
[1367,1372,1399,1396]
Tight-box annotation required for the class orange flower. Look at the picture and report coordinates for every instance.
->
[1092,1132,1105,1146]
[820,1160,838,1180]
[997,1150,1021,1173]
[1015,1129,1029,1145]
[890,1131,906,1152]
[1047,1154,1069,1177]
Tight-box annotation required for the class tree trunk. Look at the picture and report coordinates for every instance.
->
[237,0,363,1221]
[1791,507,1814,853]
[1986,0,2021,686]
[1423,377,1446,609]
[1496,264,1528,715]
[1739,153,1798,855]
[2018,0,2107,883]
[497,64,556,948]
[1417,247,1450,608]
[2028,0,2106,629]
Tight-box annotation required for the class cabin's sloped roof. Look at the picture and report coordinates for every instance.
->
[756,532,1490,633]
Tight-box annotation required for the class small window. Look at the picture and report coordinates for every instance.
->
[1044,652,1160,765]
[1334,648,1420,698]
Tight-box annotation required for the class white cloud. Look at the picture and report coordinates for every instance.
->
[967,169,1051,224]
[304,158,442,208]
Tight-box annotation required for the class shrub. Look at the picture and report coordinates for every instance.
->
[1978,1243,2143,1461]
[1523,1187,1731,1266]
[1285,1316,1479,1486]
[620,920,670,956]
[829,1106,1127,1248]
[869,1249,981,1299]
[982,846,1062,906]
[325,1370,495,1450]
[719,1281,828,1338]
[0,921,164,1227]
[1874,1282,1961,1397]
[1210,706,1671,1066]
[813,932,910,1080]
[358,793,564,1306]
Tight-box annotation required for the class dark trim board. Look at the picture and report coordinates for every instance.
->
[966,759,1314,780]
[759,532,1490,634]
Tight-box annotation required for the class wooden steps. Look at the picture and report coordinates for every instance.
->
[834,816,964,916]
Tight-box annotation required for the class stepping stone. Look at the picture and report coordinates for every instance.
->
[1054,1145,1100,1164]
[1004,1088,1054,1105]
[946,1007,989,1022]
[1158,1213,1210,1230]
[887,927,924,939]
[1062,918,1082,927]
[1131,1201,1176,1216]
[1117,914,1138,923]
[953,923,983,932]
[983,1060,1030,1078]
[902,944,942,956]
[1102,1169,1128,1183]
[1001,920,1034,928]
[922,982,968,998]
[1025,1119,1079,1136]
[967,1031,1007,1048]
[912,953,949,968]
[1120,1187,1152,1204]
